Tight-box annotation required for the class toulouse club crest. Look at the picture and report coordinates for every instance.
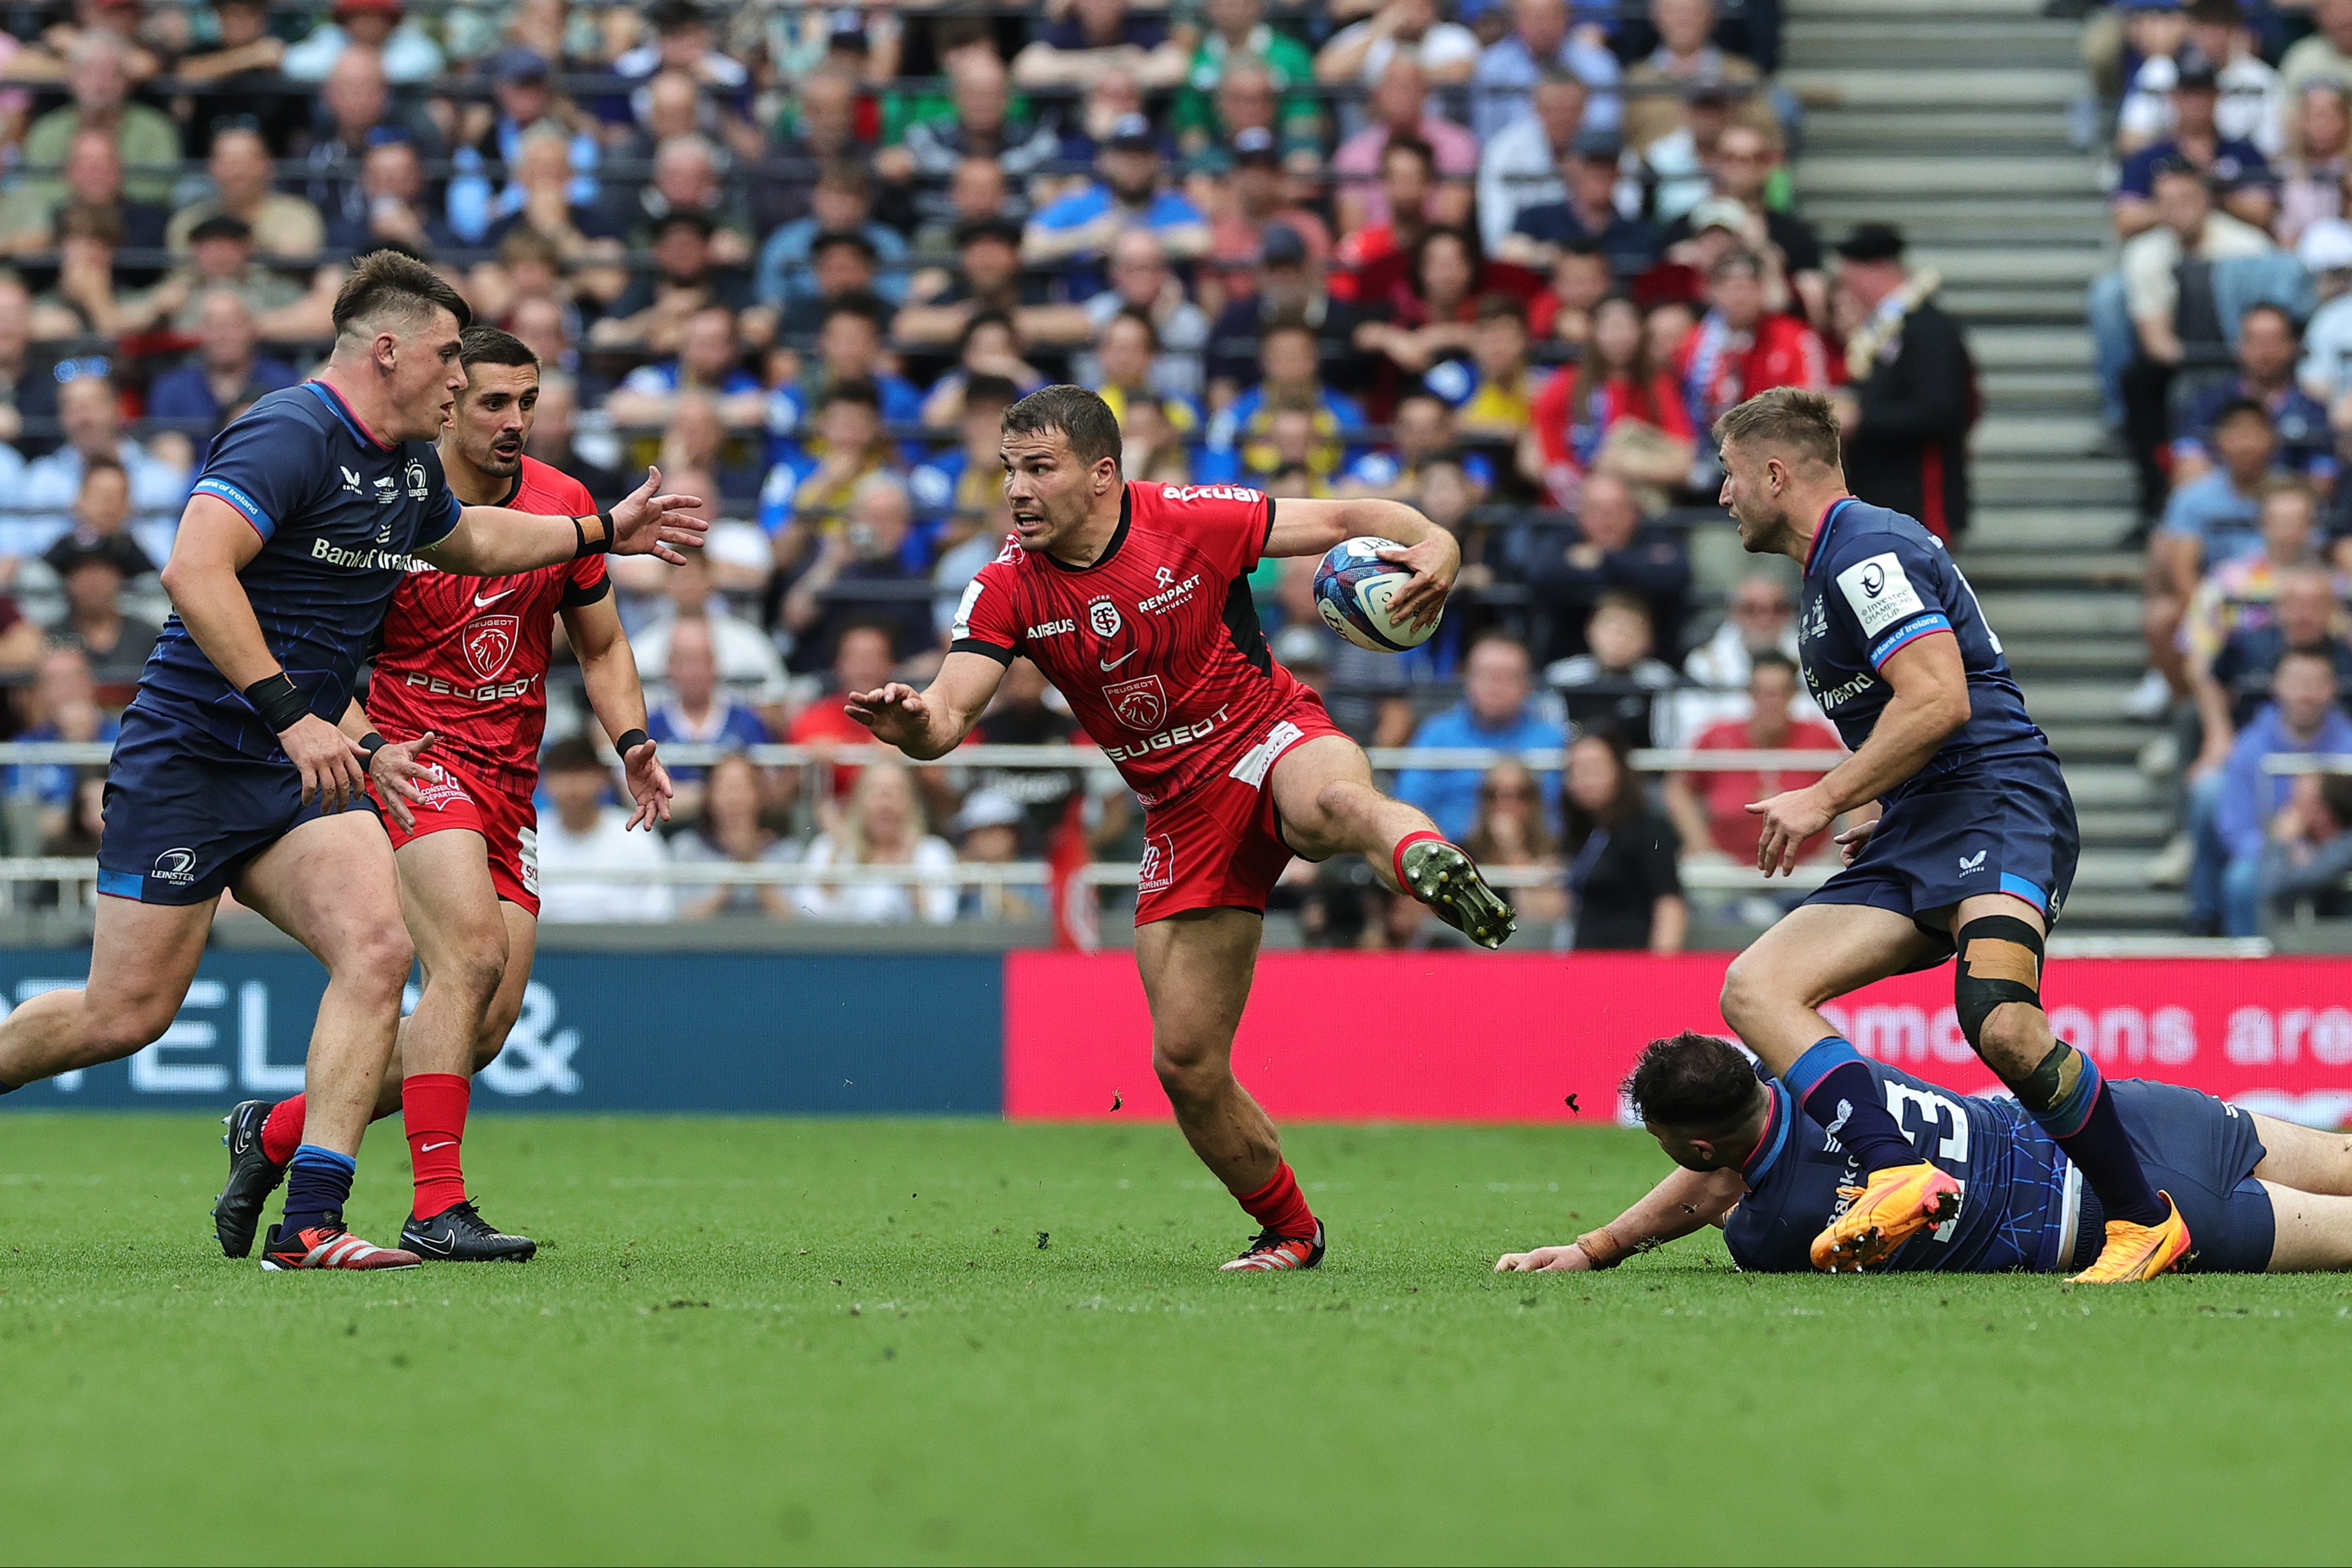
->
[1103,673,1167,731]
[463,614,520,681]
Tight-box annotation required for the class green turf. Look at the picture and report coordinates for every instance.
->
[0,1115,2346,1565]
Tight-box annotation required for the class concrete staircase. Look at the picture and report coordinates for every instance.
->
[1784,0,2176,929]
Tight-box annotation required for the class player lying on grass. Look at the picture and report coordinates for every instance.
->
[0,252,703,1271]
[1497,1032,2352,1275]
[211,327,673,1264]
[850,384,1513,1271]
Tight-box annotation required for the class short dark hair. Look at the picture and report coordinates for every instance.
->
[962,373,1022,414]
[822,377,882,413]
[820,290,891,334]
[1624,1032,1765,1133]
[1107,304,1161,353]
[2241,302,2301,341]
[1750,648,1798,680]
[458,325,538,371]
[1002,384,1123,472]
[1711,245,1765,283]
[2278,645,2340,682]
[1474,291,1526,327]
[332,248,471,340]
[2213,395,2274,431]
[1713,385,1842,471]
[543,735,606,775]
[1382,135,1436,176]
[810,228,878,263]
[817,156,870,198]
[79,452,125,486]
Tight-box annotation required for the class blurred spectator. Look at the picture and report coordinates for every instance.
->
[1524,472,1692,663]
[764,380,902,555]
[797,759,958,924]
[0,278,56,452]
[1183,61,1326,179]
[1545,589,1678,747]
[754,160,909,314]
[145,290,300,463]
[1523,294,1695,509]
[48,533,160,691]
[2183,482,2329,728]
[0,587,45,679]
[2115,46,2276,239]
[2196,649,2352,934]
[1087,311,1202,435]
[630,550,790,731]
[671,752,798,920]
[1470,0,1622,144]
[1394,633,1564,839]
[774,296,928,443]
[322,134,460,257]
[21,35,181,205]
[645,616,771,816]
[914,374,1025,544]
[165,126,324,261]
[534,736,675,923]
[902,49,1063,200]
[1676,247,1830,436]
[953,790,1049,922]
[2145,399,2287,708]
[27,203,131,339]
[1340,392,1490,497]
[1332,57,1480,232]
[2259,768,2352,920]
[2298,221,2352,401]
[1621,0,1777,153]
[1171,0,1321,156]
[785,620,898,807]
[476,129,622,260]
[614,0,753,152]
[0,127,166,256]
[897,218,1095,353]
[281,0,443,83]
[593,212,752,357]
[614,135,755,266]
[43,451,152,577]
[1015,0,1189,89]
[8,647,114,843]
[1463,758,1569,926]
[1418,291,1540,439]
[2282,0,2352,98]
[2119,0,2282,160]
[1357,227,1491,384]
[1663,651,1842,865]
[175,0,307,159]
[1497,128,1661,283]
[1199,320,1367,486]
[2275,84,2349,247]
[760,66,870,232]
[968,657,1090,848]
[1331,135,1443,306]
[1561,729,1685,952]
[2195,565,2352,757]
[524,373,627,505]
[919,313,1050,428]
[123,212,325,340]
[1206,221,1368,400]
[1073,231,1211,403]
[1530,237,1614,348]
[1656,123,1824,322]
[1665,570,1814,745]
[1025,113,1211,278]
[1477,71,1588,255]
[1830,223,1975,543]
[2174,304,2332,493]
[15,373,187,562]
[781,475,935,675]
[302,49,442,235]
[1318,0,1479,94]
[606,305,763,430]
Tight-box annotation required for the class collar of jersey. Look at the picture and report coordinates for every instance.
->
[1802,495,1858,575]
[1041,485,1133,574]
[303,380,396,452]
[1740,1080,1792,1185]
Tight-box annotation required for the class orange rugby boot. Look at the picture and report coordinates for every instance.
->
[1809,1160,1964,1272]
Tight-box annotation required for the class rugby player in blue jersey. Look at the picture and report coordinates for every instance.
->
[1703,388,2188,1284]
[1497,1032,2352,1277]
[0,252,705,1270]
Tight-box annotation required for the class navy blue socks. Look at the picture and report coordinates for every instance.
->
[1781,1037,1920,1174]
[277,1145,357,1238]
[2011,1045,2167,1227]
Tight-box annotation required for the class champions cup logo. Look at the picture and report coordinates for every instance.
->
[463,615,520,681]
[1104,673,1167,731]
[1860,562,1887,598]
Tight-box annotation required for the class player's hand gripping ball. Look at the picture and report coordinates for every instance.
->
[1314,536,1442,652]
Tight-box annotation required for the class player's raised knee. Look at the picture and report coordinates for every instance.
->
[1718,949,1772,1033]
[79,994,180,1062]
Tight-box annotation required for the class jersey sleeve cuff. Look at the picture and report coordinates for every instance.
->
[416,491,463,551]
[1868,614,1954,669]
[949,637,1017,665]
[191,477,275,539]
[559,576,612,610]
[1261,495,1277,554]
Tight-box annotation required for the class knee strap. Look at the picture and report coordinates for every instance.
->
[1954,913,2044,1048]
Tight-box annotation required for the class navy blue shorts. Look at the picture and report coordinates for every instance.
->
[1807,754,2080,963]
[2101,1078,2275,1274]
[95,705,378,905]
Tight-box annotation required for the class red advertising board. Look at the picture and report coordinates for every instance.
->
[1004,952,2352,1127]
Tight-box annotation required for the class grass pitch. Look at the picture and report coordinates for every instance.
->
[0,1116,2346,1565]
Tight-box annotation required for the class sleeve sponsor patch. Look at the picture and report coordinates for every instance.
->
[1835,551,1928,637]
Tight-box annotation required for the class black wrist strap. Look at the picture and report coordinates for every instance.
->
[614,727,650,757]
[573,509,615,558]
[359,732,386,765]
[242,671,308,732]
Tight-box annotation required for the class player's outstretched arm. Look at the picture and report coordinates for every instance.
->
[162,495,370,811]
[846,650,1008,761]
[1265,496,1461,628]
[422,465,708,578]
[1495,1165,1748,1272]
[565,593,674,830]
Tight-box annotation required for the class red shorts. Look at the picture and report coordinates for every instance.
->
[1133,701,1346,924]
[371,752,541,915]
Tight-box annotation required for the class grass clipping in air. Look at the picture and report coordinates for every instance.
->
[0,1115,2342,1565]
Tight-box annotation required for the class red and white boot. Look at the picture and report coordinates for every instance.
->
[1220,1220,1327,1271]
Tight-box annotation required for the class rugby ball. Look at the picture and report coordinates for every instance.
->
[1314,536,1440,652]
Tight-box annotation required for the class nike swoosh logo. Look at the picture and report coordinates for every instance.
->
[473,589,515,607]
[420,1140,455,1151]
[1099,651,1135,671]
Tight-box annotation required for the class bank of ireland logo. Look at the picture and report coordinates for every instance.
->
[1105,673,1167,731]
[152,847,196,885]
[463,615,520,681]
[1088,598,1123,638]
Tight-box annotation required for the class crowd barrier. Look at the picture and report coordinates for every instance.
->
[4,947,2349,1129]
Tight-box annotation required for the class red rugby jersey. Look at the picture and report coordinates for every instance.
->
[949,481,1308,807]
[365,454,609,795]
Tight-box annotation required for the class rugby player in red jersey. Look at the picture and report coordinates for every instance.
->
[212,328,674,1261]
[850,385,1515,1271]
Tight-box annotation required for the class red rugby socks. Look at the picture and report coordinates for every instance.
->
[260,1095,306,1165]
[1235,1161,1316,1241]
[402,1073,471,1221]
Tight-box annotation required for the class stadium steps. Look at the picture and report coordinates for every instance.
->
[1786,0,2176,930]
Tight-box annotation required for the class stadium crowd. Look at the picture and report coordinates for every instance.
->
[0,0,1997,947]
[2080,0,2352,934]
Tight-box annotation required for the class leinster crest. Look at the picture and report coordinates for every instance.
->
[1104,672,1167,731]
[463,614,520,681]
